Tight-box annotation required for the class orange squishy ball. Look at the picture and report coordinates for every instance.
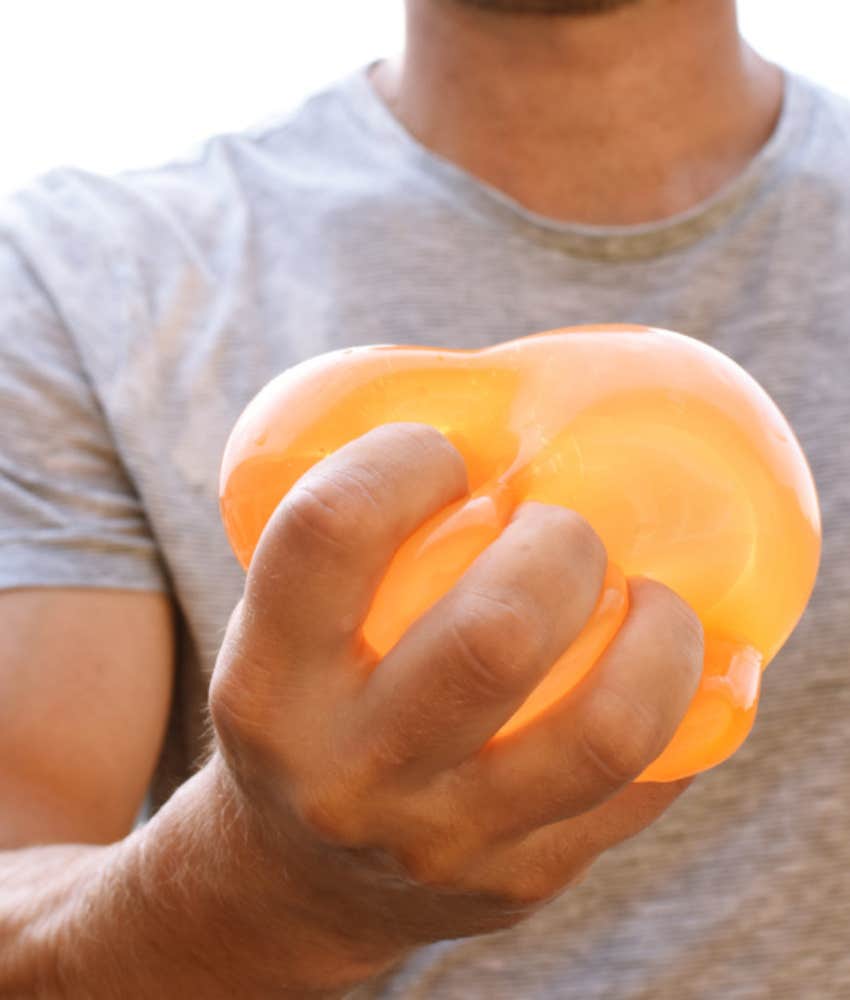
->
[219,325,821,782]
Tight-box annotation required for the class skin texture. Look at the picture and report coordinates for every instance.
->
[455,0,640,13]
[3,427,700,996]
[374,0,783,223]
[0,590,174,848]
[0,1,787,995]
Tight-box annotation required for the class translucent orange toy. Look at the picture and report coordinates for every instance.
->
[219,325,821,781]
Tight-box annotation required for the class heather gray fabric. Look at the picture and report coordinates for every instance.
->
[1,66,848,999]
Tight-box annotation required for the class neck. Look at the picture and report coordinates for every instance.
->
[372,0,783,225]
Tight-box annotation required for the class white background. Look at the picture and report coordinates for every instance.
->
[1,0,848,196]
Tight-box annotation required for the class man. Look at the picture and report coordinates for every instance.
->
[1,0,847,995]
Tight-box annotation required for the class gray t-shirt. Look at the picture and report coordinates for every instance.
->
[1,66,848,999]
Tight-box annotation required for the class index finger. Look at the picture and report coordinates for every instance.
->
[241,422,468,670]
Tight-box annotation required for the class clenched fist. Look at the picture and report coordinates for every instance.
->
[207,423,703,989]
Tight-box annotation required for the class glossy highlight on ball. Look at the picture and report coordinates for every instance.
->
[219,325,821,781]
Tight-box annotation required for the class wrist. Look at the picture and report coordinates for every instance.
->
[1,845,100,998]
[197,752,407,993]
[58,755,399,998]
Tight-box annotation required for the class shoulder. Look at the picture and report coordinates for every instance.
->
[0,73,371,371]
[801,74,850,137]
[784,73,850,189]
[747,71,850,268]
[0,70,370,278]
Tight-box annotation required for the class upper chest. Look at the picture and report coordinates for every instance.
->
[98,202,850,666]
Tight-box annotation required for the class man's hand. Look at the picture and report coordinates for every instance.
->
[207,422,703,984]
[4,422,702,998]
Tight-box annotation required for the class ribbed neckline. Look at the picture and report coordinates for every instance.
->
[338,63,813,261]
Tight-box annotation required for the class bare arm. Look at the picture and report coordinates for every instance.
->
[0,590,376,997]
[0,761,365,998]
[0,592,320,996]
[0,588,178,993]
[0,590,174,848]
[0,425,703,998]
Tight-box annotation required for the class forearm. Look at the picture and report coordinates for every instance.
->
[1,758,396,998]
[0,840,100,996]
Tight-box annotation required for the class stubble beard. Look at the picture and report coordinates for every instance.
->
[451,0,642,14]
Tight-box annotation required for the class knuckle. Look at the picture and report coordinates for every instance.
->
[514,505,607,614]
[208,653,274,752]
[284,472,382,554]
[550,508,608,609]
[396,840,461,890]
[524,505,606,575]
[669,601,704,678]
[636,580,705,684]
[208,606,290,742]
[356,726,417,777]
[292,781,363,847]
[554,507,607,574]
[449,591,546,700]
[579,685,664,787]
[208,670,246,744]
[381,422,463,470]
[370,422,468,498]
[498,871,556,909]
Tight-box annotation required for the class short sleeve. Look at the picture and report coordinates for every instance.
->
[0,233,168,593]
